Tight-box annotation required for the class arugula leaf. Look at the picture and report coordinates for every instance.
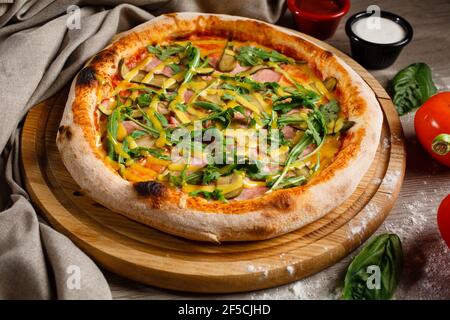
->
[269,108,327,190]
[128,147,170,160]
[240,161,268,181]
[106,108,121,159]
[154,111,168,127]
[197,107,238,127]
[221,93,235,101]
[183,45,201,84]
[147,44,186,61]
[168,63,181,74]
[193,101,223,112]
[392,63,437,115]
[123,114,159,136]
[342,234,403,300]
[176,102,187,112]
[236,46,293,66]
[273,90,319,114]
[189,189,227,202]
[277,113,307,128]
[202,165,221,185]
[137,93,151,106]
[320,100,340,123]
[267,175,306,190]
[129,130,147,140]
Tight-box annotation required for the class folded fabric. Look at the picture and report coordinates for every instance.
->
[0,0,286,299]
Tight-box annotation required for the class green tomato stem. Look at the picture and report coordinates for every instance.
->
[432,133,450,156]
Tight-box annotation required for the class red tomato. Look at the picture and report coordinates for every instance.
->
[438,194,450,249]
[414,92,450,167]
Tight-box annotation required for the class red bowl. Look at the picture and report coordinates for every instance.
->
[287,0,350,40]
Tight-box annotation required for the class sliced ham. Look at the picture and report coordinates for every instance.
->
[190,156,208,167]
[168,116,180,127]
[156,65,173,77]
[230,63,250,75]
[233,108,251,123]
[233,187,268,201]
[200,75,214,81]
[142,57,161,72]
[183,90,194,103]
[301,144,315,157]
[261,163,280,174]
[281,126,296,139]
[208,55,220,68]
[252,69,282,83]
[157,102,170,115]
[122,120,141,134]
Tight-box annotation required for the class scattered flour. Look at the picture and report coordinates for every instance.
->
[382,170,401,191]
[383,200,429,241]
[372,177,382,185]
[286,265,295,275]
[382,137,391,150]
[246,264,269,277]
[349,202,379,236]
[288,271,344,300]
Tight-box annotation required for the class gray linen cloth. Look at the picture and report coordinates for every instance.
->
[0,0,286,299]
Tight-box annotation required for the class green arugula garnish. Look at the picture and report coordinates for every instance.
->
[236,46,293,66]
[168,63,181,74]
[273,90,319,114]
[202,165,222,185]
[189,189,227,202]
[193,101,223,112]
[176,102,187,112]
[269,108,327,191]
[147,44,186,61]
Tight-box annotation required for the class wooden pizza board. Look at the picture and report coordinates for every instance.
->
[20,33,406,293]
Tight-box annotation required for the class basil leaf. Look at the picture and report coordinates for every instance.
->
[342,233,403,300]
[392,63,437,115]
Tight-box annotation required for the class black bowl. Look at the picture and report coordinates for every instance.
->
[345,11,413,70]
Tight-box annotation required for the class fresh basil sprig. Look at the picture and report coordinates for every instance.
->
[342,233,403,300]
[391,63,437,116]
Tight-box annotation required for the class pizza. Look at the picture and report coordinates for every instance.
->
[56,13,382,242]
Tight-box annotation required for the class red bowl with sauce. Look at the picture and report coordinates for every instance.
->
[287,0,350,40]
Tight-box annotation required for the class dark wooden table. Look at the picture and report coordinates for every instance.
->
[107,0,450,299]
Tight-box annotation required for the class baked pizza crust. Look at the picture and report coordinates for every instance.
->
[56,13,382,242]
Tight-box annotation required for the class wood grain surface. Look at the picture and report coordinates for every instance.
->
[21,16,407,294]
[105,0,450,299]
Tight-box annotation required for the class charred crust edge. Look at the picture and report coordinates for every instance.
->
[134,181,166,197]
[57,125,72,140]
[76,66,96,86]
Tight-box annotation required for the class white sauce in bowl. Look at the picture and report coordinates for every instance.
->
[352,17,406,44]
